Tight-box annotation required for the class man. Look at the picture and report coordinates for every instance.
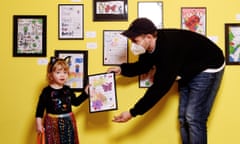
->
[107,18,225,144]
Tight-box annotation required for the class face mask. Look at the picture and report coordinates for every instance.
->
[130,43,146,55]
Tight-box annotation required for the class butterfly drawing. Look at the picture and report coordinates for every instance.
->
[102,82,112,92]
[105,5,117,12]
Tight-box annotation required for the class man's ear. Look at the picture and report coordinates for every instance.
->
[146,34,153,39]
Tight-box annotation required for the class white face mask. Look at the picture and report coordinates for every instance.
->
[130,43,146,55]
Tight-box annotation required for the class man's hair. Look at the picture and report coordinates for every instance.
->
[121,18,157,38]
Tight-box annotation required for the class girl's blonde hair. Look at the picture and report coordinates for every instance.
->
[46,57,70,83]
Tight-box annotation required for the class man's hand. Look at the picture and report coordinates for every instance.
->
[112,111,132,123]
[107,66,121,75]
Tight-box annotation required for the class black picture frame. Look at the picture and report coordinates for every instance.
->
[55,50,88,91]
[13,15,47,57]
[93,0,128,21]
[88,72,118,113]
[103,30,128,65]
[225,23,240,65]
[58,4,84,40]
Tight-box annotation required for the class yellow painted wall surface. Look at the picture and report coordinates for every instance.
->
[0,0,240,143]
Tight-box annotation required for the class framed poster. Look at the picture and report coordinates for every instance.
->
[88,72,118,113]
[93,0,128,21]
[181,7,206,35]
[225,23,240,65]
[139,65,156,88]
[138,1,163,28]
[13,15,47,57]
[58,4,84,39]
[103,30,128,65]
[55,50,88,91]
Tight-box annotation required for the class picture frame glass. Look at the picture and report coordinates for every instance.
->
[138,2,163,28]
[88,73,118,113]
[13,15,46,57]
[181,7,206,35]
[93,0,128,21]
[58,4,84,39]
[139,65,156,88]
[55,50,88,91]
[103,30,128,65]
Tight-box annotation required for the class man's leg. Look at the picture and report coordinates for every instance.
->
[178,70,224,144]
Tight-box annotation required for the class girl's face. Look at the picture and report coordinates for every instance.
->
[51,65,69,86]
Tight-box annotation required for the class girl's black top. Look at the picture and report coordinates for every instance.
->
[36,85,88,118]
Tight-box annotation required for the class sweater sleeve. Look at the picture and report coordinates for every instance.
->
[129,69,177,117]
[120,54,155,77]
[127,46,182,117]
[35,88,47,118]
[71,90,89,106]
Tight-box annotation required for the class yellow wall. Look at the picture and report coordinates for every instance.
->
[0,0,240,143]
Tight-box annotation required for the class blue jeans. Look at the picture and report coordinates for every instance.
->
[178,69,224,144]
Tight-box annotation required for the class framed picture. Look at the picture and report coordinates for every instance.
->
[225,23,240,65]
[88,72,118,113]
[103,30,128,65]
[13,15,47,57]
[58,4,84,39]
[139,65,156,88]
[181,7,206,35]
[138,1,163,28]
[93,0,128,21]
[55,50,88,91]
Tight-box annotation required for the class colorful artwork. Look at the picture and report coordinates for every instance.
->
[17,19,43,53]
[96,1,124,14]
[55,50,88,91]
[13,15,46,57]
[225,24,240,65]
[89,73,117,113]
[93,0,128,21]
[139,65,156,88]
[181,7,206,35]
[103,30,128,65]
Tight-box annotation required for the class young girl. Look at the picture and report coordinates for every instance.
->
[35,56,88,144]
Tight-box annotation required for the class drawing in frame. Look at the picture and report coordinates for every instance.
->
[138,1,163,29]
[88,72,118,113]
[13,15,46,57]
[225,23,240,65]
[103,30,128,65]
[181,7,206,35]
[139,65,156,88]
[58,4,84,40]
[55,50,88,91]
[93,0,128,21]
